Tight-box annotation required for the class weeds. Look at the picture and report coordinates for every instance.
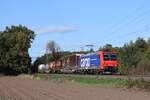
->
[33,74,150,91]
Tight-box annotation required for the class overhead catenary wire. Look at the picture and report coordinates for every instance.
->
[110,9,150,35]
[107,0,150,35]
[102,0,150,46]
[110,11,150,39]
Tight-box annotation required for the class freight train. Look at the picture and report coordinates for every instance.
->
[39,51,118,74]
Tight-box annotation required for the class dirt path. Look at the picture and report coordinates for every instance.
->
[0,76,149,100]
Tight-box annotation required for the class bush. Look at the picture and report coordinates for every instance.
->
[133,59,150,75]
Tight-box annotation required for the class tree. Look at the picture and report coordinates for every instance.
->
[46,41,61,61]
[99,44,117,51]
[135,37,147,52]
[0,25,35,74]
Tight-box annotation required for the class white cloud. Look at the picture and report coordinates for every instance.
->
[32,25,78,34]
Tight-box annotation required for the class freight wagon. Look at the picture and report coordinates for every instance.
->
[61,54,81,73]
[48,60,63,73]
[38,64,49,73]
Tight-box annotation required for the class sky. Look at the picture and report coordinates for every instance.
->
[0,0,150,61]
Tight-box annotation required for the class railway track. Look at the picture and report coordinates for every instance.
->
[37,73,150,81]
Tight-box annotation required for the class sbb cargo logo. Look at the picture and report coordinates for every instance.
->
[80,58,90,67]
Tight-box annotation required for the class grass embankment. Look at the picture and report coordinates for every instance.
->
[33,74,150,91]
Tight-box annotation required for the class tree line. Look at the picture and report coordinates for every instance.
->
[117,37,150,75]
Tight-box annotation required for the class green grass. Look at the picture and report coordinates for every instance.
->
[73,76,121,86]
[33,74,150,90]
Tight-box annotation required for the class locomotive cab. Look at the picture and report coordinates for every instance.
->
[99,51,118,73]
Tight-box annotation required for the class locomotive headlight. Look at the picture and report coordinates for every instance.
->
[104,64,107,66]
[113,64,117,67]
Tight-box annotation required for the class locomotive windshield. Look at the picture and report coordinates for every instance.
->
[103,53,117,61]
[103,53,110,60]
[110,54,117,60]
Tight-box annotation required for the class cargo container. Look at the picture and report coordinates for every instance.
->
[48,60,63,73]
[61,54,81,73]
